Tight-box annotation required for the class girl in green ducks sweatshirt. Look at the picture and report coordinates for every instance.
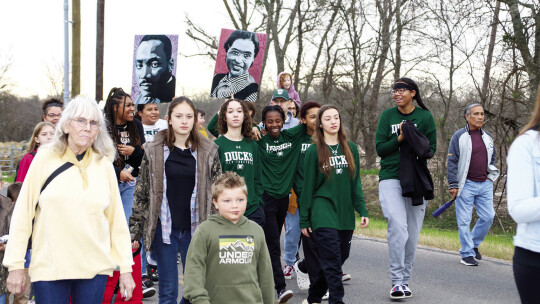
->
[256,105,307,303]
[299,105,369,304]
[375,77,436,300]
[214,98,264,227]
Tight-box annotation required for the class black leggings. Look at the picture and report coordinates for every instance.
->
[513,247,540,304]
[262,192,289,291]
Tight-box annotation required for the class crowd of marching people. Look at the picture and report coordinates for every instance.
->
[0,71,539,304]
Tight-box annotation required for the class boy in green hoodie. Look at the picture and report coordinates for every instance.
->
[183,172,274,304]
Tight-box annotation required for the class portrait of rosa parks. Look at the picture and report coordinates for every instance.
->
[210,29,267,102]
[131,34,178,104]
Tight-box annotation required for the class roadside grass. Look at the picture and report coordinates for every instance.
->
[1,171,15,183]
[355,217,514,261]
[360,168,380,175]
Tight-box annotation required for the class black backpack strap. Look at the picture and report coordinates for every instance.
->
[40,162,74,194]
[28,162,74,249]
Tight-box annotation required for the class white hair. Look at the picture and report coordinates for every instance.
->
[52,96,116,161]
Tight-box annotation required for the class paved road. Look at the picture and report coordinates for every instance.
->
[144,235,519,304]
[1,186,518,303]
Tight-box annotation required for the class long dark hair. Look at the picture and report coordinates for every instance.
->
[314,105,356,178]
[217,98,253,140]
[395,77,429,111]
[104,87,142,168]
[166,96,200,152]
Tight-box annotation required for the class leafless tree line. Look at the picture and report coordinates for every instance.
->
[185,0,539,207]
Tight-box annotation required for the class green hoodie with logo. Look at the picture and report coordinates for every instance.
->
[299,141,368,231]
[183,214,274,304]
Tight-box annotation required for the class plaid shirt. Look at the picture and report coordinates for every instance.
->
[159,145,199,243]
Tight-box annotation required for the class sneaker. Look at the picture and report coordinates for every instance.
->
[277,289,293,303]
[302,300,321,304]
[283,265,294,280]
[142,274,154,288]
[294,261,310,290]
[342,273,351,282]
[322,290,329,300]
[474,248,482,260]
[390,285,405,299]
[142,284,156,298]
[461,256,479,266]
[402,284,412,298]
[147,264,159,281]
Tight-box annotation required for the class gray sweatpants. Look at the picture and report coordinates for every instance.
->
[379,179,426,286]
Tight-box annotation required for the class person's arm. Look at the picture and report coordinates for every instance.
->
[446,132,460,190]
[375,113,400,158]
[281,123,306,141]
[350,143,368,218]
[183,228,211,304]
[105,162,135,274]
[15,153,33,182]
[126,120,146,168]
[299,148,317,229]
[210,149,222,185]
[253,143,264,201]
[257,231,275,304]
[207,113,219,138]
[3,151,47,271]
[129,154,150,241]
[507,134,540,224]
[425,113,437,155]
[487,133,500,181]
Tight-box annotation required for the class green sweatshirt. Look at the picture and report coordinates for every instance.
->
[215,135,263,216]
[292,133,313,199]
[183,214,274,304]
[208,113,219,138]
[256,124,306,199]
[299,141,368,231]
[375,106,437,181]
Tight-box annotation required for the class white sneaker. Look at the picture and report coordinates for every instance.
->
[322,290,329,300]
[294,260,310,290]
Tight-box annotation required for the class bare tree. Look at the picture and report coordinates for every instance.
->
[499,0,540,104]
[44,60,64,98]
[0,51,13,93]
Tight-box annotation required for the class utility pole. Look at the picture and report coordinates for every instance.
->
[63,0,70,103]
[96,0,105,102]
[72,0,81,96]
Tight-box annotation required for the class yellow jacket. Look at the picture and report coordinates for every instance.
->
[3,145,133,282]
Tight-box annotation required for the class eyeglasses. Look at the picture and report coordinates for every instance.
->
[47,113,62,118]
[391,89,409,95]
[72,117,100,129]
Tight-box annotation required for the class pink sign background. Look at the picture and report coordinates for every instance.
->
[212,28,268,84]
[131,34,178,102]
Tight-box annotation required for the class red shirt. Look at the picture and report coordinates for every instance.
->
[16,151,36,182]
[466,130,488,182]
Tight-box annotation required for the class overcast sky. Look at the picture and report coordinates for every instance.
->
[0,0,275,100]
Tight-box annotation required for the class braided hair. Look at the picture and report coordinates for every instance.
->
[104,87,142,168]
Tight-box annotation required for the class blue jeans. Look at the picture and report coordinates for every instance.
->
[284,210,301,266]
[0,293,6,303]
[118,179,137,221]
[34,275,107,304]
[455,179,495,258]
[151,222,192,304]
